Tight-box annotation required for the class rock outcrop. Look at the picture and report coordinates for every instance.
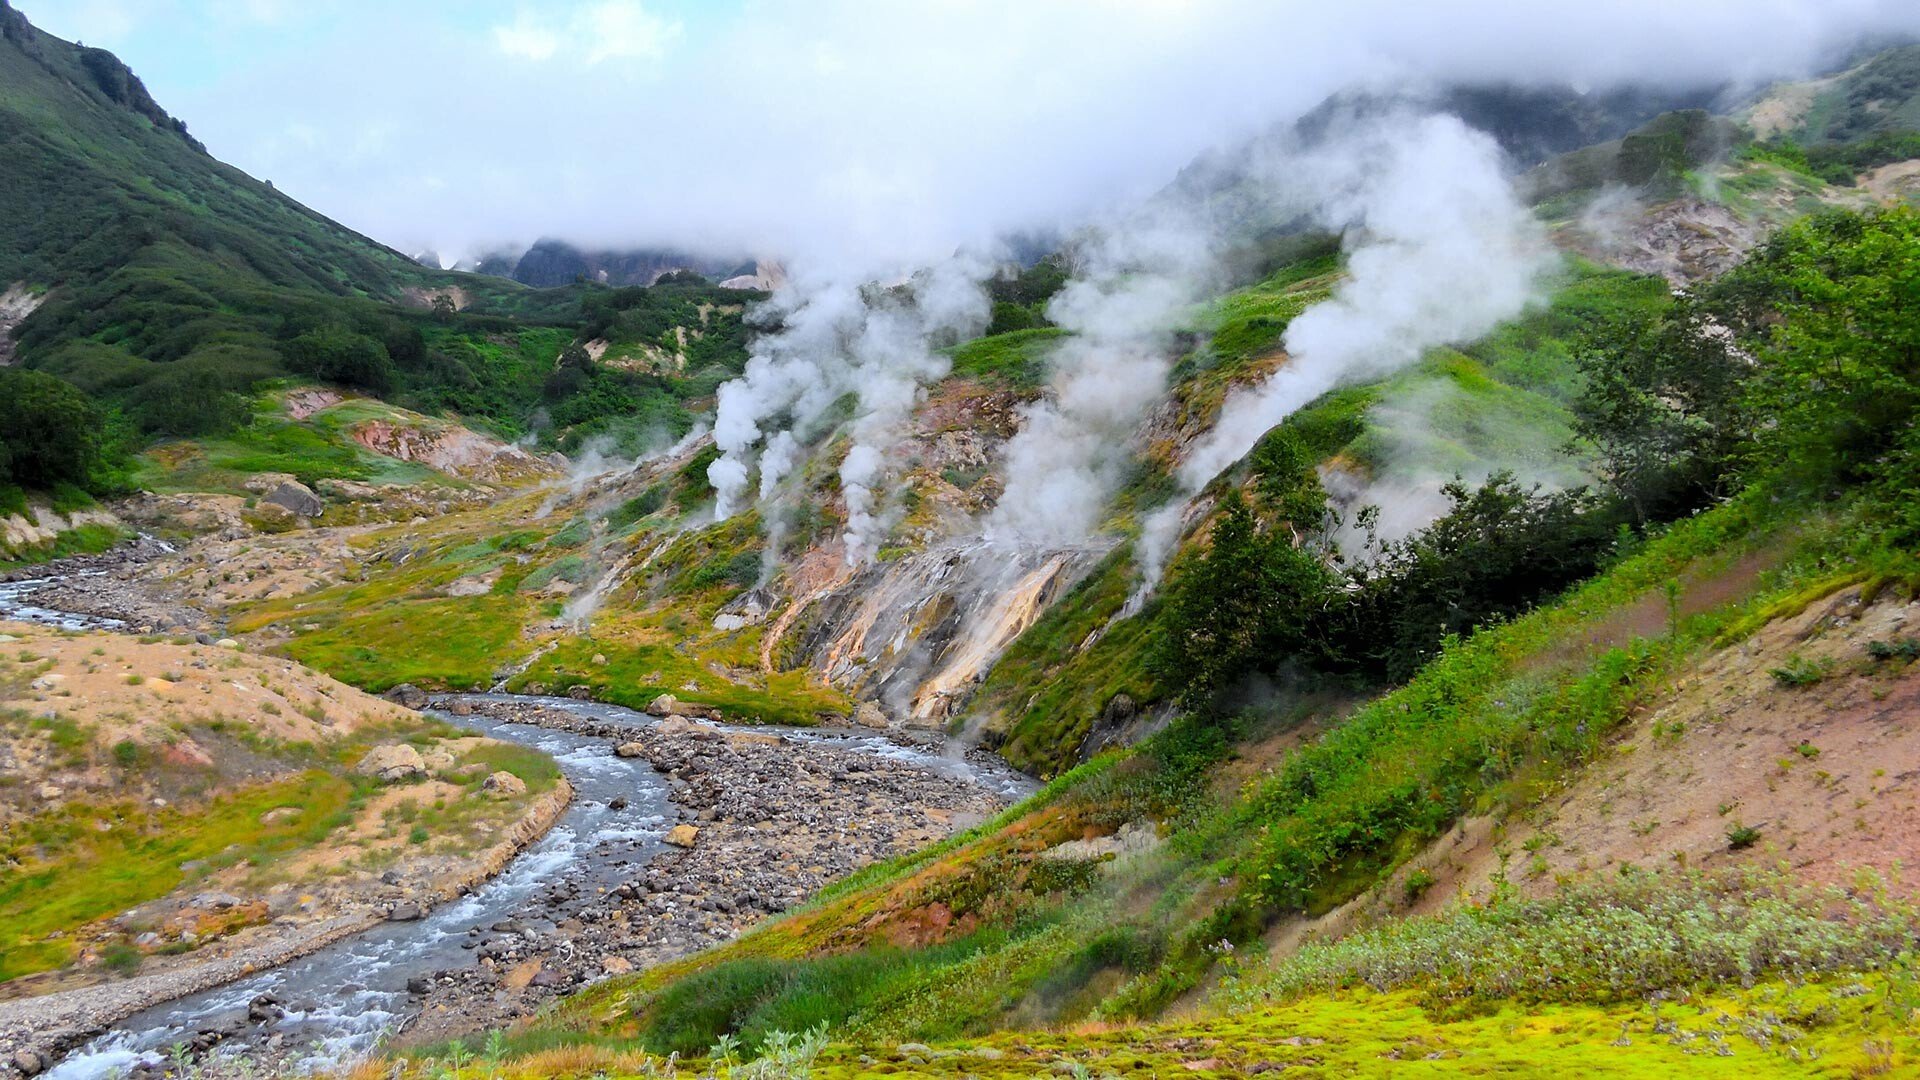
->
[354,744,427,782]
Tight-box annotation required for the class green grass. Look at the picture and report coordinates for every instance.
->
[0,521,126,568]
[1458,261,1670,403]
[276,594,530,691]
[0,770,354,981]
[974,547,1159,777]
[507,625,846,726]
[1350,348,1588,486]
[944,328,1066,389]
[457,741,562,792]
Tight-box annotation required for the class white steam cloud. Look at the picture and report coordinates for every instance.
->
[708,256,991,564]
[1136,113,1557,594]
[985,212,1225,546]
[70,2,1920,274]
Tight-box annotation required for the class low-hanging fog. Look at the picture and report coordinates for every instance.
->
[48,0,1920,271]
[48,0,1920,570]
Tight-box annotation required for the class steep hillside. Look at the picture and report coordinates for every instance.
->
[385,200,1920,1076]
[0,2,769,533]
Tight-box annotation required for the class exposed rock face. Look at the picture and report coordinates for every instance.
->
[1565,196,1763,286]
[355,744,427,782]
[260,480,323,519]
[350,418,559,484]
[0,282,45,367]
[0,502,123,559]
[1037,820,1161,863]
[712,587,777,631]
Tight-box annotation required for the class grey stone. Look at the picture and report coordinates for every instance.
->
[261,480,324,518]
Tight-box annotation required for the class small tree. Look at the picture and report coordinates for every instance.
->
[0,369,105,489]
[1571,298,1745,524]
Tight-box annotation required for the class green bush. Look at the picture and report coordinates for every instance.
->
[0,368,107,490]
[1223,869,1915,1008]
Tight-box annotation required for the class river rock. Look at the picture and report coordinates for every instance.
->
[388,902,426,922]
[261,480,324,518]
[664,824,700,848]
[12,1049,44,1076]
[384,683,430,710]
[853,701,890,729]
[656,715,693,736]
[645,693,679,717]
[355,744,427,782]
[614,742,646,758]
[482,771,528,798]
[448,698,475,716]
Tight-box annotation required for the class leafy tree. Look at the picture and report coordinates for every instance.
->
[1346,476,1620,681]
[987,300,1044,335]
[0,369,105,489]
[1154,489,1336,705]
[1570,298,1746,523]
[127,364,251,436]
[1709,208,1920,514]
[283,325,393,392]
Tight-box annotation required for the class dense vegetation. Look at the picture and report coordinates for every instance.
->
[0,5,775,496]
[461,203,1920,1076]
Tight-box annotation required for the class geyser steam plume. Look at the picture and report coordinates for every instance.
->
[707,256,992,564]
[984,207,1225,548]
[1134,112,1558,599]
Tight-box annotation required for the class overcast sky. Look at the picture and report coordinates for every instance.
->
[23,1,1920,273]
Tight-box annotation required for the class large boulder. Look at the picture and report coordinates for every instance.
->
[664,824,699,849]
[852,701,890,729]
[261,479,324,519]
[354,743,427,782]
[384,683,430,710]
[482,771,528,798]
[650,693,723,721]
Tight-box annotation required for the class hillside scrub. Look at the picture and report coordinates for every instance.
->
[1221,868,1920,1009]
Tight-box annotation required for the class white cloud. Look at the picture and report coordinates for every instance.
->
[580,1,682,64]
[146,0,1920,270]
[490,2,680,66]
[491,12,562,61]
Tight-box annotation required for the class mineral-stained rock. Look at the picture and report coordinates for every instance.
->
[664,824,700,848]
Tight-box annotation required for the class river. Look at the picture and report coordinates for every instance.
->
[0,580,1034,1078]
